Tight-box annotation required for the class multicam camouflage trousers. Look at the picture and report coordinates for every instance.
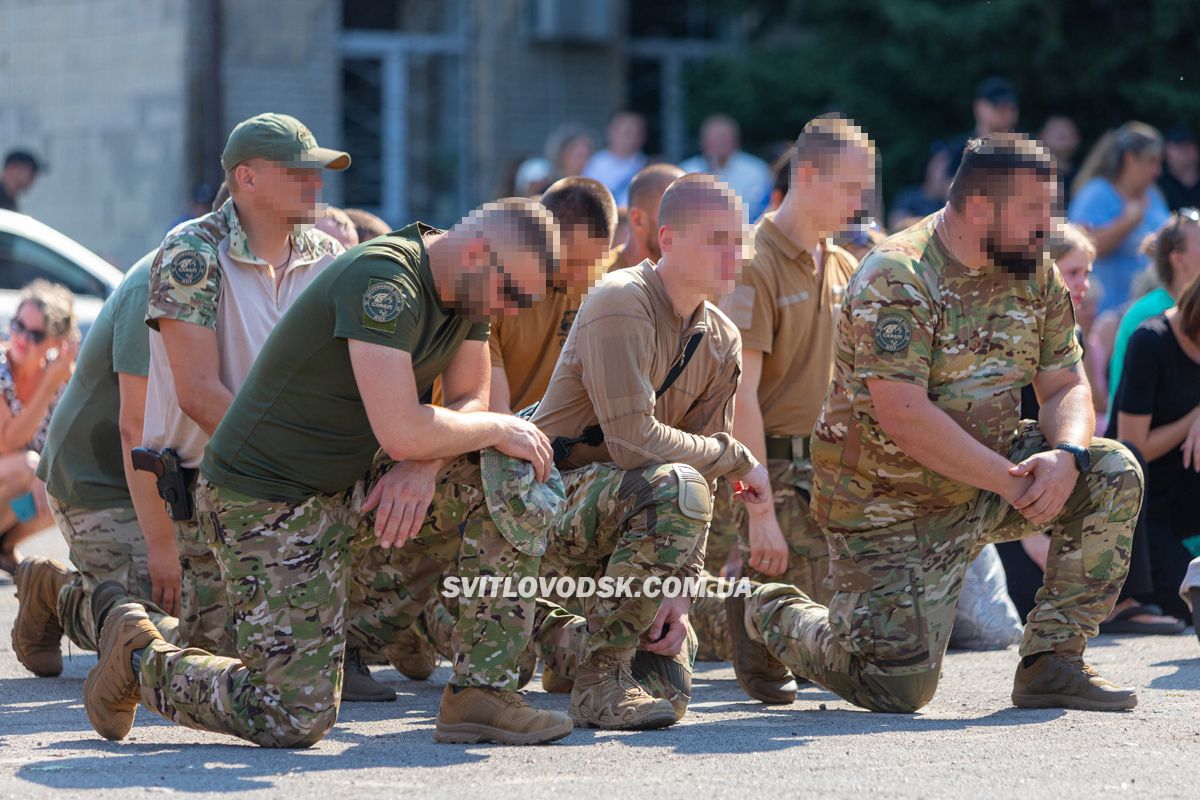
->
[139,457,540,748]
[175,510,236,656]
[693,455,829,661]
[741,425,1142,713]
[532,461,709,672]
[47,498,179,651]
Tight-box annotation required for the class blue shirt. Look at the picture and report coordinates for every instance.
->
[679,150,773,221]
[1068,178,1169,313]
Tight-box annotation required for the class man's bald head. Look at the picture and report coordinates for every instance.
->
[459,196,561,278]
[657,173,743,233]
[628,163,685,214]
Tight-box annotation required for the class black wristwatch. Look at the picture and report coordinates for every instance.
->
[1054,443,1091,474]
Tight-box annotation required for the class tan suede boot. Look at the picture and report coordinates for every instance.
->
[1012,652,1138,712]
[434,684,573,745]
[12,557,71,677]
[83,603,163,740]
[569,651,677,730]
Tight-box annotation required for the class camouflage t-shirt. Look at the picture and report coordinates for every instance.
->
[810,215,1082,534]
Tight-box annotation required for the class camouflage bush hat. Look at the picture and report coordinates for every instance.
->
[221,113,351,171]
[479,448,567,557]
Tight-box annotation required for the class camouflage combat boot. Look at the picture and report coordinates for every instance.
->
[434,684,573,745]
[385,627,438,681]
[1012,652,1138,712]
[83,603,163,740]
[342,647,396,702]
[541,666,574,693]
[569,651,677,730]
[12,557,71,677]
[725,590,797,704]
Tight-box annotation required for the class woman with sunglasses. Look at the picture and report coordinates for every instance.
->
[0,279,78,574]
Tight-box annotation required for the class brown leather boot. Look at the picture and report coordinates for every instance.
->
[385,626,438,681]
[83,603,163,740]
[541,666,574,693]
[569,651,677,730]
[1012,652,1138,712]
[725,591,797,704]
[434,684,573,745]
[12,557,71,677]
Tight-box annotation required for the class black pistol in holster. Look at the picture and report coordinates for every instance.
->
[131,447,196,522]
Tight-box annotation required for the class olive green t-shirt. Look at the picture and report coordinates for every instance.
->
[201,223,489,502]
[38,254,154,509]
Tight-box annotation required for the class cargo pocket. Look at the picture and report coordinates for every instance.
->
[830,547,929,669]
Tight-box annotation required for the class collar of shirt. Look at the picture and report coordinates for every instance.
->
[640,259,711,337]
[758,213,832,275]
[223,200,339,268]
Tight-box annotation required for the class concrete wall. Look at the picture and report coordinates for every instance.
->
[470,0,623,203]
[0,0,191,268]
[221,0,344,206]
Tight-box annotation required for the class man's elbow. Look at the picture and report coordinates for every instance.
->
[176,391,212,429]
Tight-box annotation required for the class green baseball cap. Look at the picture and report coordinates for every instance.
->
[479,448,567,557]
[220,113,350,172]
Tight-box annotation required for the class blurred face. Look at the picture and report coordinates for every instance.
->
[975,99,1019,135]
[1055,247,1092,307]
[608,114,645,157]
[1040,117,1080,163]
[659,205,747,298]
[982,171,1055,276]
[454,234,548,322]
[1172,223,1200,287]
[3,163,37,193]
[1123,147,1162,191]
[557,225,611,292]
[235,159,324,226]
[701,120,738,164]
[559,137,594,177]
[1165,140,1199,176]
[803,147,874,234]
[7,302,56,364]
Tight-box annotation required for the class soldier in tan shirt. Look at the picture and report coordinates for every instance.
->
[529,174,772,730]
[607,163,684,272]
[490,177,618,413]
[715,116,876,613]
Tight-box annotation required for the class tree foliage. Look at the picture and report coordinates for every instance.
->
[685,0,1200,205]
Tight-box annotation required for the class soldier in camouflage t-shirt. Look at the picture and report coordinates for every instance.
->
[731,134,1144,715]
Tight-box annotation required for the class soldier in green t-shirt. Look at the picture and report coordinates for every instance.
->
[12,254,183,677]
[84,198,578,748]
[729,134,1145,714]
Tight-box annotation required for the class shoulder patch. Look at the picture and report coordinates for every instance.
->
[170,251,208,286]
[874,313,912,353]
[362,277,404,332]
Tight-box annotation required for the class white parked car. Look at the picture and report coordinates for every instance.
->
[0,209,125,338]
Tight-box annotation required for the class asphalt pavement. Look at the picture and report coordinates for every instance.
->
[2,528,1198,799]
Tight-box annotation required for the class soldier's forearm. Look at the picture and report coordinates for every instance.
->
[882,398,1016,497]
[1037,381,1095,449]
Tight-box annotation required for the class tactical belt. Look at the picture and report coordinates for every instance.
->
[765,435,811,462]
[551,330,705,466]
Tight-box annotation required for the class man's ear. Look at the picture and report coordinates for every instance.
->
[657,223,672,254]
[627,206,646,233]
[462,233,489,267]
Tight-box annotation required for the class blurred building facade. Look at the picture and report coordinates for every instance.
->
[0,0,738,267]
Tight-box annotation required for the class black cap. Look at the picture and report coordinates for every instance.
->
[4,150,44,174]
[975,77,1018,107]
[1166,124,1197,144]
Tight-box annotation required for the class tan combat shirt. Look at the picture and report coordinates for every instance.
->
[722,213,858,437]
[533,260,753,484]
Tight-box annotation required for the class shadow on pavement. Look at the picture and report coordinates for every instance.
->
[1146,659,1200,690]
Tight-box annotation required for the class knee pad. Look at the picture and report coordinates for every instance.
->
[863,668,940,713]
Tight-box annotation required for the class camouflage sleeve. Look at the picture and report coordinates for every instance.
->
[846,253,936,388]
[145,209,232,331]
[1038,265,1083,372]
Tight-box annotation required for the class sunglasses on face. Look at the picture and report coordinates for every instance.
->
[495,266,535,309]
[10,317,47,344]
